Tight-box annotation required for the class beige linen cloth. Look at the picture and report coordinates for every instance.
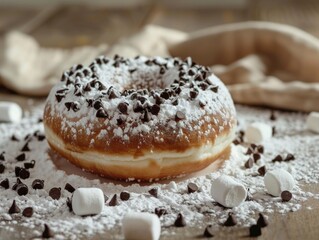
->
[0,21,319,111]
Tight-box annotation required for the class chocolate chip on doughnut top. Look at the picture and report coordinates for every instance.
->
[45,56,236,154]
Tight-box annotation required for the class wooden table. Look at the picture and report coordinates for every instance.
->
[1,1,319,239]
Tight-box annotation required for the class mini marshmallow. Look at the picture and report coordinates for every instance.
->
[211,175,247,208]
[306,112,319,133]
[0,101,22,123]
[72,188,104,216]
[264,169,295,196]
[122,212,161,240]
[245,122,272,143]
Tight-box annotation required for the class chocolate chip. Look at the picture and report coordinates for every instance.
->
[150,104,160,115]
[0,152,4,161]
[16,153,26,161]
[8,200,20,214]
[0,178,9,189]
[195,74,203,81]
[155,95,164,105]
[84,84,92,92]
[42,224,54,238]
[199,100,206,108]
[245,147,253,155]
[61,73,68,82]
[148,188,158,198]
[32,179,44,189]
[189,90,198,99]
[142,110,150,122]
[187,182,198,193]
[281,190,292,202]
[49,187,61,200]
[272,155,283,163]
[37,135,46,141]
[174,213,186,227]
[284,153,295,161]
[203,224,214,237]
[24,160,35,169]
[12,178,22,190]
[19,168,30,179]
[23,207,33,218]
[72,102,80,112]
[272,126,276,136]
[66,197,72,212]
[209,85,219,93]
[108,89,119,99]
[270,111,276,121]
[17,183,28,196]
[55,94,65,102]
[64,183,75,193]
[257,145,264,154]
[0,164,5,173]
[15,167,21,177]
[257,213,268,228]
[155,207,167,218]
[109,194,118,206]
[129,68,137,74]
[120,191,130,201]
[118,102,128,114]
[224,213,237,226]
[159,67,165,74]
[65,102,73,111]
[244,158,254,169]
[96,108,108,118]
[172,99,179,106]
[175,111,186,121]
[249,224,262,237]
[175,87,182,95]
[133,102,144,113]
[258,166,266,176]
[253,153,261,162]
[160,91,170,100]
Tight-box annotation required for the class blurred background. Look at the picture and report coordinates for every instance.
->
[1,0,318,48]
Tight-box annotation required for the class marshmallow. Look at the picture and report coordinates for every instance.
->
[72,188,104,216]
[306,112,319,133]
[0,101,22,123]
[211,175,247,208]
[122,212,161,240]
[245,122,272,143]
[264,169,295,196]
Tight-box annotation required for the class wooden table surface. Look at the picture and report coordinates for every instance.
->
[1,1,319,239]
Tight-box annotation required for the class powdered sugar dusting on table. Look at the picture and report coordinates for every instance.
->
[0,104,319,239]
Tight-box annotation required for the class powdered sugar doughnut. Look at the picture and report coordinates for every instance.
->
[43,55,236,181]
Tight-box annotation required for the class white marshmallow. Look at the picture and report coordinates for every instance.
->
[72,188,104,216]
[211,175,247,208]
[306,112,319,133]
[122,212,161,240]
[245,122,272,143]
[264,169,295,196]
[0,101,22,123]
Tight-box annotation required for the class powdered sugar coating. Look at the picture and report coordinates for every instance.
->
[45,56,236,146]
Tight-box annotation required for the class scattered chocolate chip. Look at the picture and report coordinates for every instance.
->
[16,153,26,161]
[159,67,165,74]
[257,145,264,154]
[65,102,73,111]
[24,160,35,169]
[281,190,292,202]
[155,207,167,218]
[12,178,22,190]
[55,94,65,102]
[0,152,4,161]
[37,135,46,141]
[150,104,160,115]
[109,194,118,206]
[224,213,237,227]
[148,188,158,198]
[0,163,5,173]
[108,89,119,99]
[174,213,186,227]
[199,100,206,108]
[17,183,28,196]
[172,99,179,106]
[0,178,9,189]
[42,224,54,238]
[64,183,75,193]
[189,90,198,99]
[209,85,219,93]
[244,158,254,169]
[272,155,283,163]
[175,111,186,121]
[118,102,128,114]
[187,182,198,193]
[129,68,137,74]
[272,126,276,136]
[284,153,295,161]
[66,197,73,212]
[11,135,19,141]
[15,167,22,177]
[19,168,30,179]
[49,187,61,200]
[258,166,266,176]
[246,147,253,155]
[270,111,276,121]
[249,224,262,237]
[32,179,44,189]
[257,213,268,228]
[142,110,150,122]
[8,200,20,214]
[160,91,170,100]
[120,191,130,201]
[96,108,108,118]
[253,153,261,162]
[203,224,214,237]
[22,207,33,218]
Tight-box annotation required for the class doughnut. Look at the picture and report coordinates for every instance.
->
[43,55,236,181]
